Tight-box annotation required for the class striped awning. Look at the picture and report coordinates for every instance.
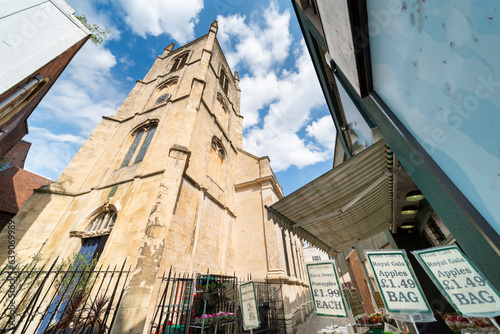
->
[266,140,391,255]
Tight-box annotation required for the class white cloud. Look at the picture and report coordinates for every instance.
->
[24,42,124,179]
[117,0,204,43]
[119,56,135,70]
[218,3,331,172]
[30,127,87,145]
[217,2,292,75]
[241,43,329,171]
[23,128,86,179]
[306,116,337,151]
[33,44,120,134]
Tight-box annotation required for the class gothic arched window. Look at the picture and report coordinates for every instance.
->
[219,68,229,95]
[208,136,226,187]
[211,136,226,160]
[120,122,157,168]
[216,94,229,131]
[170,53,189,72]
[152,78,177,106]
[87,210,117,232]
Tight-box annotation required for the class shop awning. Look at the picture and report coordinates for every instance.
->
[266,140,391,255]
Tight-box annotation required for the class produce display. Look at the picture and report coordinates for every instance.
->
[357,313,386,326]
[444,314,499,332]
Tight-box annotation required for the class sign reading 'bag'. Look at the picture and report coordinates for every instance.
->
[306,261,347,317]
[366,250,431,315]
[413,245,500,317]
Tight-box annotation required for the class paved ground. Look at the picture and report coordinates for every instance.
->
[296,313,352,334]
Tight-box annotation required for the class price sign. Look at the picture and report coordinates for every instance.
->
[366,250,431,314]
[240,281,260,330]
[413,245,500,317]
[306,261,347,317]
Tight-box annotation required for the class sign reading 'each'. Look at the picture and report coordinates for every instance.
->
[306,261,347,317]
[413,246,500,317]
[366,250,431,314]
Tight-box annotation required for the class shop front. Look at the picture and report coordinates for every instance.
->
[266,139,500,333]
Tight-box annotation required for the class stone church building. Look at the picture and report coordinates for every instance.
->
[0,22,311,333]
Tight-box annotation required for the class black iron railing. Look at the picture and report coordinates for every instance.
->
[150,270,238,334]
[0,259,129,334]
[237,279,285,334]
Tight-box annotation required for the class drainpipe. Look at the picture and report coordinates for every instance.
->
[0,74,43,111]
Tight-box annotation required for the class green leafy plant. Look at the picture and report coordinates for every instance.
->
[53,253,99,302]
[44,292,111,334]
[75,14,110,46]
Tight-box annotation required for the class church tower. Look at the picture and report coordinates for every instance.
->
[0,22,311,333]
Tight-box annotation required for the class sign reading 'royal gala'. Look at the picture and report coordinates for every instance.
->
[306,261,347,317]
[366,250,431,315]
[413,246,500,317]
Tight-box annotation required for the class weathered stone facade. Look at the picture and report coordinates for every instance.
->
[0,22,311,333]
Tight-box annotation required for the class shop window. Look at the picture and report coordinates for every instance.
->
[1,75,47,125]
[170,53,189,72]
[219,68,229,95]
[120,122,157,168]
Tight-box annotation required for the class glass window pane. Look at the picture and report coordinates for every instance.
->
[366,0,500,233]
[133,125,156,164]
[120,130,144,168]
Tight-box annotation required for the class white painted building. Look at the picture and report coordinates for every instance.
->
[0,0,90,157]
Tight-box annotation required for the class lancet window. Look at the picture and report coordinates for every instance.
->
[219,68,229,95]
[211,136,226,160]
[170,53,189,72]
[120,122,157,168]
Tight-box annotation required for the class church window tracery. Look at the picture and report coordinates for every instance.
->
[211,136,226,160]
[170,53,189,72]
[120,122,157,168]
[151,78,177,107]
[216,94,229,131]
[87,210,117,232]
[219,68,229,95]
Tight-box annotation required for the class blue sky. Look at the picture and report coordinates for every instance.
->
[24,0,337,195]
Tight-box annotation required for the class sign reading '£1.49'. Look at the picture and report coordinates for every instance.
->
[306,262,347,317]
[366,251,431,314]
[413,246,500,317]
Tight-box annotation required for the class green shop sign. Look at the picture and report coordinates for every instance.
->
[306,261,347,317]
[412,245,500,318]
[366,250,432,315]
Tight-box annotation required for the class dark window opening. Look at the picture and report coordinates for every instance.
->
[281,227,291,276]
[120,123,157,168]
[219,69,229,95]
[211,136,226,160]
[170,53,188,72]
